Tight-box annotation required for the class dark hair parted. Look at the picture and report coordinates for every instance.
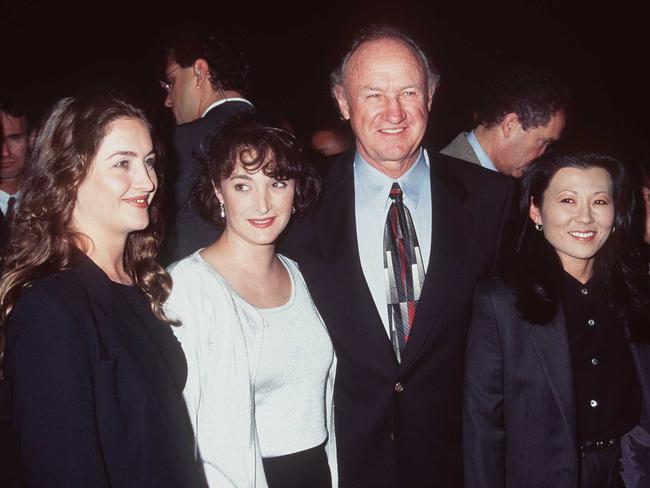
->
[508,152,649,340]
[193,113,321,229]
[330,24,440,95]
[0,96,177,357]
[167,30,250,95]
[477,66,569,130]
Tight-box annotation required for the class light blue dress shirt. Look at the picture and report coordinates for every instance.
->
[467,130,498,172]
[0,189,20,216]
[354,149,432,335]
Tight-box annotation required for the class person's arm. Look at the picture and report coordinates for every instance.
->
[166,264,268,487]
[5,281,110,487]
[463,281,506,488]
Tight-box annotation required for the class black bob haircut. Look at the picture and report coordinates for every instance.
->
[192,112,321,229]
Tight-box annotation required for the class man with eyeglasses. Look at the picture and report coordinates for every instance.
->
[160,30,253,263]
[441,66,568,177]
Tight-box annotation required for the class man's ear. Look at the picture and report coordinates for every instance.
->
[333,85,350,120]
[426,83,436,111]
[193,58,210,88]
[500,112,522,139]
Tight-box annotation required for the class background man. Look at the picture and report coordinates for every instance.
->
[0,96,29,488]
[441,66,568,177]
[160,30,253,263]
[283,26,512,486]
[0,99,29,253]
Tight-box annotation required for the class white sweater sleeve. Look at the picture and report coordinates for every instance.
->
[166,257,268,488]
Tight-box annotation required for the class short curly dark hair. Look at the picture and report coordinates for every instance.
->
[192,113,321,229]
[477,66,569,130]
[167,31,250,95]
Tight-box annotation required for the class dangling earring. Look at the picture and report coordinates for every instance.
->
[611,226,616,234]
[534,223,543,231]
[220,202,225,218]
[291,206,295,215]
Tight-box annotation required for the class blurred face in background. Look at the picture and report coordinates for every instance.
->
[1,111,29,191]
[163,57,200,125]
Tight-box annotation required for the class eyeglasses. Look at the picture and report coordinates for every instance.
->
[159,65,182,94]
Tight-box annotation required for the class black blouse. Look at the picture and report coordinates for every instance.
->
[561,272,641,444]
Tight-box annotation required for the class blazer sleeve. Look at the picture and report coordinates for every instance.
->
[463,280,506,488]
[5,280,110,487]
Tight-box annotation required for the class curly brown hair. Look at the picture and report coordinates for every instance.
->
[0,96,176,360]
[192,112,321,229]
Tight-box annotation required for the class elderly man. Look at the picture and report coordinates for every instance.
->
[283,26,512,487]
[160,30,253,263]
[441,66,568,177]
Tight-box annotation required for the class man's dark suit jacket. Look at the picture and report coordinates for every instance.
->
[464,277,650,488]
[282,150,512,487]
[162,100,253,263]
[0,210,10,255]
[4,257,206,487]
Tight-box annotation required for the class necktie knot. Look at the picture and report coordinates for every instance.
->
[389,182,403,203]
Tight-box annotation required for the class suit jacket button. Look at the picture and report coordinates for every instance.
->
[394,382,404,393]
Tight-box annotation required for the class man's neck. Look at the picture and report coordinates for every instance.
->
[0,180,20,195]
[472,125,500,164]
[199,90,245,118]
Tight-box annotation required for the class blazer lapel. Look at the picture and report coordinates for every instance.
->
[309,157,397,362]
[73,258,183,426]
[400,155,474,371]
[528,309,577,443]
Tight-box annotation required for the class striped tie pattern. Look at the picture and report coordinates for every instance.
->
[383,183,425,362]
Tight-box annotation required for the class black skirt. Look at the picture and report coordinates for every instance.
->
[262,442,331,488]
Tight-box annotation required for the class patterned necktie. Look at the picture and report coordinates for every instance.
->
[383,182,425,362]
[5,196,16,224]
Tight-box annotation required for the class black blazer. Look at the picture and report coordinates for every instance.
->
[162,100,254,263]
[463,277,650,488]
[4,257,206,487]
[282,150,512,487]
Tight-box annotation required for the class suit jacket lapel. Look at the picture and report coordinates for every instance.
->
[528,309,577,443]
[400,155,474,371]
[310,156,397,362]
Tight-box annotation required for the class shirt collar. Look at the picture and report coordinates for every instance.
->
[201,98,254,118]
[0,189,20,213]
[467,130,498,172]
[353,148,429,209]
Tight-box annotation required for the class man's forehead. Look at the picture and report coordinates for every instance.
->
[0,111,27,134]
[343,38,426,85]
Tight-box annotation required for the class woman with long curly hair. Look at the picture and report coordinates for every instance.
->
[0,96,205,487]
[463,152,650,487]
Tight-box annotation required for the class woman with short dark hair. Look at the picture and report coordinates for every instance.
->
[0,96,205,487]
[165,113,337,487]
[463,152,650,487]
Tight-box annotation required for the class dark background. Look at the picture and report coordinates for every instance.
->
[2,0,648,166]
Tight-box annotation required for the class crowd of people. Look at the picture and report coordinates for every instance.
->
[0,23,649,488]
